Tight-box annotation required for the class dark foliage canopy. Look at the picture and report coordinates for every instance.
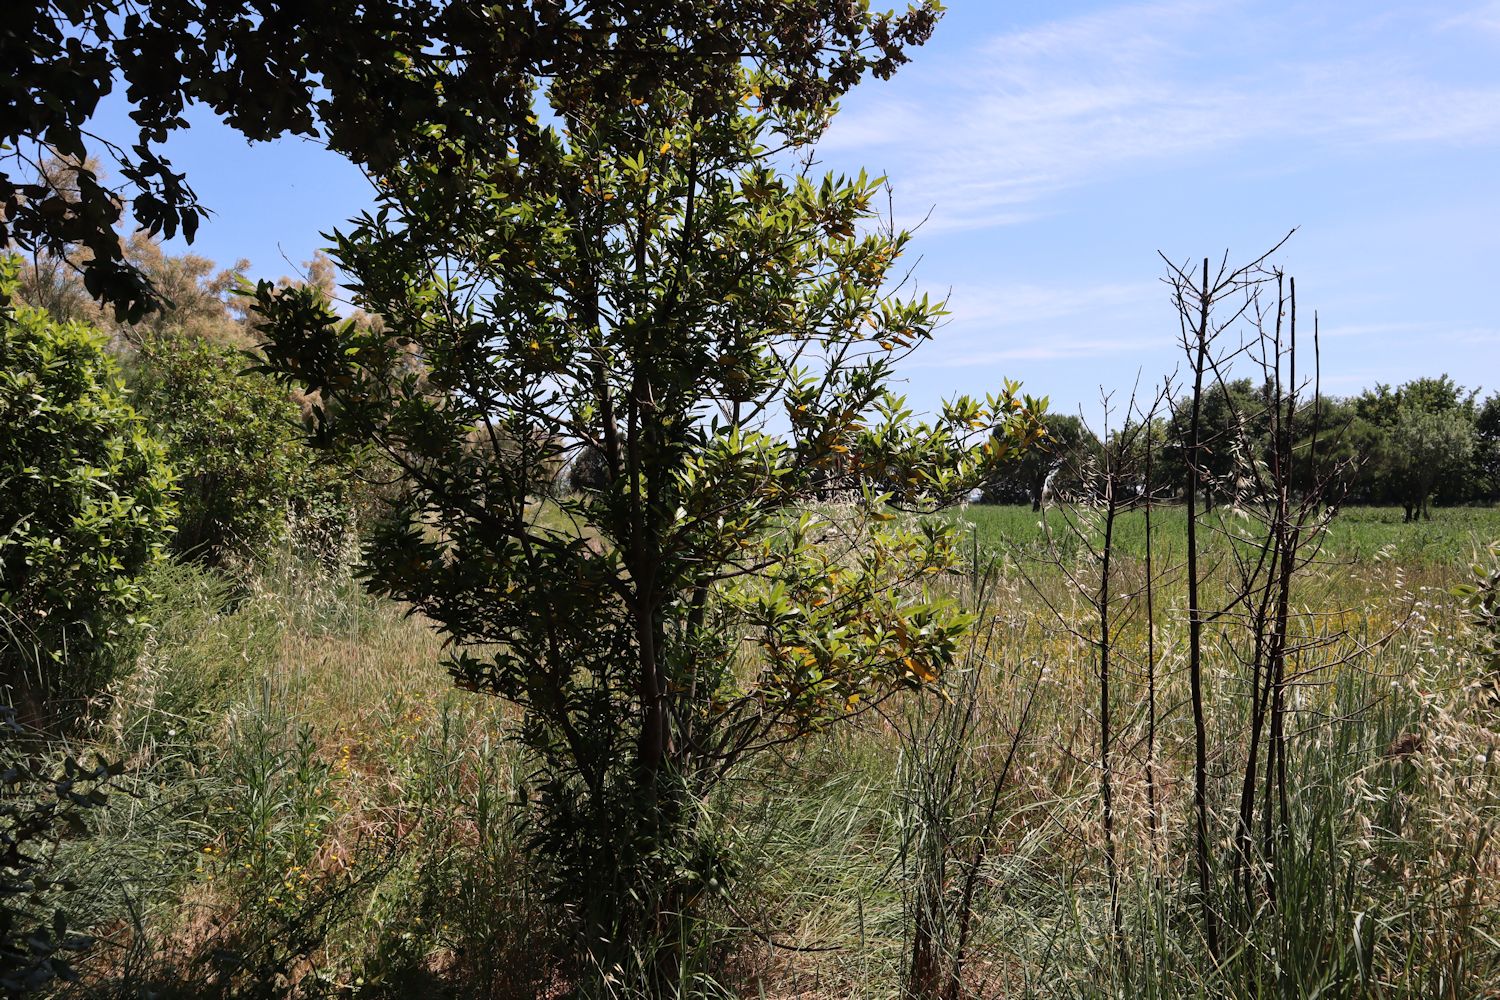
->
[5,1,940,321]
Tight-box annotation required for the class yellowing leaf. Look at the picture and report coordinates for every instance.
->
[904,656,939,683]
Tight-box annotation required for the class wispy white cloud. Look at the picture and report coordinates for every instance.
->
[1442,326,1500,345]
[1318,321,1500,345]
[1317,320,1424,339]
[822,0,1500,233]
[1439,1,1500,37]
[941,280,1154,329]
[910,335,1163,368]
[909,279,1164,367]
[1318,372,1382,389]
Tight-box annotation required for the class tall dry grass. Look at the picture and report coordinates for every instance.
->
[21,506,1500,998]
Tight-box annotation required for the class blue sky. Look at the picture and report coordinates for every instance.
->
[99,0,1500,417]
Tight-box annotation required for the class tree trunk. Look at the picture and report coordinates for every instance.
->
[635,597,670,779]
[1185,256,1220,958]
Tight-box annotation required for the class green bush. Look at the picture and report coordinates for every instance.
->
[130,334,341,565]
[0,264,175,716]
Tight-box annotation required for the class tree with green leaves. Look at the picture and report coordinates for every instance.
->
[1475,392,1500,504]
[1286,397,1386,504]
[129,334,323,565]
[1390,404,1474,521]
[1161,377,1268,510]
[0,259,175,724]
[979,412,1093,509]
[1350,375,1479,518]
[8,1,939,322]
[251,36,1041,983]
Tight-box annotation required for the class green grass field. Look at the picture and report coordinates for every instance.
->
[956,502,1500,569]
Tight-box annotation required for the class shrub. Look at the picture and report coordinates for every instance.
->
[0,263,175,718]
[129,334,340,565]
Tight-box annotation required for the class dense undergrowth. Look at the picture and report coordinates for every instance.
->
[2,505,1492,998]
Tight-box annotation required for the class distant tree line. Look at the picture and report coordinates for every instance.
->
[982,375,1500,519]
